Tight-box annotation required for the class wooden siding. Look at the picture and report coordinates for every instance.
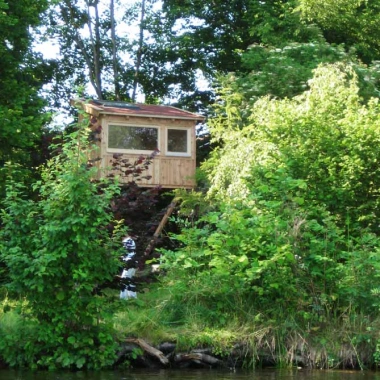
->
[160,157,195,188]
[89,114,197,188]
[101,153,195,188]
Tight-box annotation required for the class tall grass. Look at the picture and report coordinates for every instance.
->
[0,289,39,367]
[111,277,380,369]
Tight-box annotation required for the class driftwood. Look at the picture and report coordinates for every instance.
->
[158,342,177,354]
[116,340,224,369]
[114,338,371,370]
[144,200,178,256]
[174,353,224,367]
[125,338,169,365]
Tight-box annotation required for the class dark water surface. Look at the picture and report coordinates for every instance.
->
[0,369,379,380]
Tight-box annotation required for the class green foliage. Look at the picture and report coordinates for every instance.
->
[0,114,125,369]
[298,0,380,63]
[46,0,208,109]
[160,64,380,332]
[0,309,39,368]
[374,339,380,367]
[209,43,380,147]
[207,64,380,229]
[239,42,350,99]
[0,0,52,200]
[245,0,321,46]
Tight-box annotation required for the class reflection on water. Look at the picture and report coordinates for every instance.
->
[0,369,379,380]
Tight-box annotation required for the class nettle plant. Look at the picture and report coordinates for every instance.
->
[0,114,126,369]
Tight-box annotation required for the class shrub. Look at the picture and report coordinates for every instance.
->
[0,113,125,369]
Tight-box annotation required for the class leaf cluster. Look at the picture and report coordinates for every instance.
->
[0,0,53,200]
[160,64,380,329]
[0,117,125,369]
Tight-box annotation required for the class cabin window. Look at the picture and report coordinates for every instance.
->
[166,128,190,156]
[108,124,158,153]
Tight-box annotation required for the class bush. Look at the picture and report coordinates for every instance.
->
[161,64,380,326]
[0,113,125,369]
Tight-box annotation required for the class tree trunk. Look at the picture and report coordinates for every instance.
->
[110,0,120,100]
[60,0,103,99]
[132,0,146,102]
[125,338,169,365]
[86,0,103,99]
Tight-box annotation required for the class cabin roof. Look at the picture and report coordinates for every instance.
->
[73,99,205,121]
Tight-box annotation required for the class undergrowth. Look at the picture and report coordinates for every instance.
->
[110,280,380,370]
[1,277,379,370]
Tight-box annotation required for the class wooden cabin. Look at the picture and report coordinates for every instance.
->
[73,99,205,189]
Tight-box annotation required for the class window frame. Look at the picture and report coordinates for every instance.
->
[165,127,191,157]
[106,122,160,154]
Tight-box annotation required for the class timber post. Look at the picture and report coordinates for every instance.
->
[144,199,178,257]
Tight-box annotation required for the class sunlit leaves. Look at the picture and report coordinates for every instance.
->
[0,0,51,199]
[298,0,380,63]
[161,64,380,321]
[0,116,124,369]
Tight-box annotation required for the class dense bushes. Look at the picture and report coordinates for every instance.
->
[160,64,380,332]
[2,64,380,369]
[0,116,125,369]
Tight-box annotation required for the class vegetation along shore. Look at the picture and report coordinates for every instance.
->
[2,0,380,372]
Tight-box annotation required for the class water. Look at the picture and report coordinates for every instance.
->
[0,369,379,380]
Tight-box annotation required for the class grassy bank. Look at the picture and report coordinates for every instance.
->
[1,276,379,370]
[111,281,379,370]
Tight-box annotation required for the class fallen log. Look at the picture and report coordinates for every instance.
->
[158,342,177,354]
[174,352,224,367]
[125,338,169,366]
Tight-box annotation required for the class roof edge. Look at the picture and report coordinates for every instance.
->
[71,98,205,122]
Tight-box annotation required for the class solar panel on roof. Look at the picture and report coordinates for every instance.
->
[92,100,140,110]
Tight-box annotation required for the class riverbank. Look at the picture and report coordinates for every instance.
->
[1,281,379,371]
[110,282,378,371]
[114,332,374,371]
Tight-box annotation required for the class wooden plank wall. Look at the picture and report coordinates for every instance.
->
[91,114,196,188]
[101,154,195,188]
[160,157,195,188]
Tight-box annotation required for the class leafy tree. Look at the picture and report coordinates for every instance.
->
[238,42,350,100]
[0,116,125,369]
[46,0,135,105]
[152,0,320,107]
[146,0,380,111]
[46,0,209,107]
[44,0,323,111]
[244,0,322,46]
[0,0,53,199]
[36,0,380,115]
[298,0,380,63]
[208,42,380,149]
